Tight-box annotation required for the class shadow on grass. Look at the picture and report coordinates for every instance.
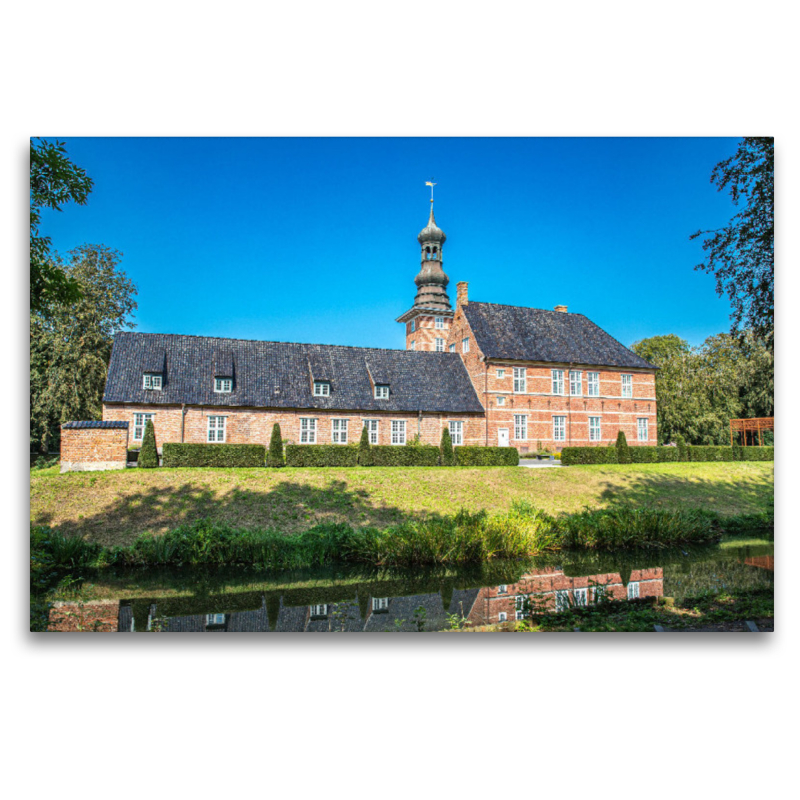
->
[31,479,443,547]
[594,468,773,516]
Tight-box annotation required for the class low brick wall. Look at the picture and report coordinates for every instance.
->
[60,421,129,472]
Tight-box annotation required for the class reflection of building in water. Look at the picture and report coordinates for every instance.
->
[467,567,664,625]
[115,566,663,632]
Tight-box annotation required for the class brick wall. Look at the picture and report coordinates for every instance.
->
[60,425,129,472]
[103,403,486,448]
[405,314,453,352]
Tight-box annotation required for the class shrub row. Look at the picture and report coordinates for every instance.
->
[456,446,519,466]
[363,444,441,467]
[561,445,774,466]
[162,442,267,468]
[284,444,359,467]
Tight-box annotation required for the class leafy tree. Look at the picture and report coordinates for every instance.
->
[30,139,94,315]
[691,137,774,347]
[268,423,284,467]
[358,424,372,466]
[615,430,630,464]
[440,426,455,466]
[30,245,137,452]
[138,420,159,468]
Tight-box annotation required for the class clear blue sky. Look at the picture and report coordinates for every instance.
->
[40,137,740,350]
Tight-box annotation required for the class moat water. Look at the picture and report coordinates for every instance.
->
[45,536,774,632]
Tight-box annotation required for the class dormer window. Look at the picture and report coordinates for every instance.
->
[143,373,162,391]
[374,384,389,399]
[214,377,232,393]
[313,381,330,397]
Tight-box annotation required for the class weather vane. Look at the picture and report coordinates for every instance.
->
[425,179,437,203]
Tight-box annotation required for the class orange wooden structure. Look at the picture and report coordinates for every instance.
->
[730,417,774,446]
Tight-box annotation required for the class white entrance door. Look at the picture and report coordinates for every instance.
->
[498,428,509,447]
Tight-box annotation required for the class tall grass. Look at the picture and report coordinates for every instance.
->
[32,501,758,572]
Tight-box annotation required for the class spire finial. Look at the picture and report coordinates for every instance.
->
[425,178,436,204]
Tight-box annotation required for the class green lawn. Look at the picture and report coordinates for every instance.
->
[30,462,774,547]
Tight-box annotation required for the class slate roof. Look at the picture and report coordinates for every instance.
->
[62,420,129,429]
[104,332,484,413]
[463,302,656,370]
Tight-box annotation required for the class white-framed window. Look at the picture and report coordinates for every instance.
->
[363,419,379,445]
[569,370,582,396]
[449,420,463,446]
[374,384,390,399]
[410,319,415,333]
[513,367,526,393]
[573,587,588,607]
[637,417,649,441]
[300,417,317,444]
[462,337,470,353]
[435,337,444,352]
[587,372,600,397]
[309,604,328,618]
[143,373,162,391]
[627,582,640,600]
[589,416,601,442]
[313,381,330,396]
[497,585,508,594]
[515,595,526,621]
[331,418,348,444]
[409,340,416,351]
[391,420,406,445]
[551,369,565,395]
[207,415,226,443]
[498,612,508,622]
[435,316,444,329]
[514,414,527,441]
[496,396,506,406]
[372,597,389,611]
[621,374,633,398]
[497,369,505,378]
[214,377,232,393]
[553,416,566,441]
[555,590,570,612]
[449,343,455,352]
[205,614,225,626]
[133,412,155,441]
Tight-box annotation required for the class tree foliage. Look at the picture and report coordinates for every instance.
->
[30,139,94,315]
[30,245,137,451]
[632,331,773,446]
[691,137,774,347]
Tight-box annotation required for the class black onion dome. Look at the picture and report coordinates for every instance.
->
[417,206,447,244]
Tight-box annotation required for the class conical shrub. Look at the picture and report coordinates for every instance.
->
[268,423,284,467]
[138,419,159,468]
[358,424,372,466]
[615,430,630,464]
[440,426,455,466]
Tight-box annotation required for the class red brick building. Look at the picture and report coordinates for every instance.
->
[63,199,657,466]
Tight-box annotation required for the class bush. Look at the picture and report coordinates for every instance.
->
[688,446,736,462]
[368,445,440,467]
[284,444,359,467]
[615,430,630,464]
[440,427,455,466]
[455,446,519,466]
[268,423,284,467]
[740,446,774,461]
[138,419,159,468]
[162,442,267,468]
[358,425,372,466]
[560,447,618,466]
[676,434,688,462]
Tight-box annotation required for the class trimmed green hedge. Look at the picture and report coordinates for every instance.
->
[561,444,773,466]
[455,446,519,466]
[368,445,441,466]
[285,444,359,467]
[741,446,774,461]
[162,443,266,468]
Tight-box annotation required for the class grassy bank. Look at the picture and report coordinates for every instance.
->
[30,462,773,547]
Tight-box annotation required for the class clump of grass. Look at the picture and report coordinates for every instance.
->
[555,506,717,550]
[31,526,101,570]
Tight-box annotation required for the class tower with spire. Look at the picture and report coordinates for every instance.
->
[396,189,454,351]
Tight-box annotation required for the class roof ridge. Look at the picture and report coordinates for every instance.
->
[114,330,463,357]
[467,300,585,317]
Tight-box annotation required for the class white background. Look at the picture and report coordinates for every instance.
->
[3,2,795,798]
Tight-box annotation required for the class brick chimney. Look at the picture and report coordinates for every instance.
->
[554,304,568,313]
[457,281,469,308]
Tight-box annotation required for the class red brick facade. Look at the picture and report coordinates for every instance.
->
[405,313,453,353]
[60,426,129,472]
